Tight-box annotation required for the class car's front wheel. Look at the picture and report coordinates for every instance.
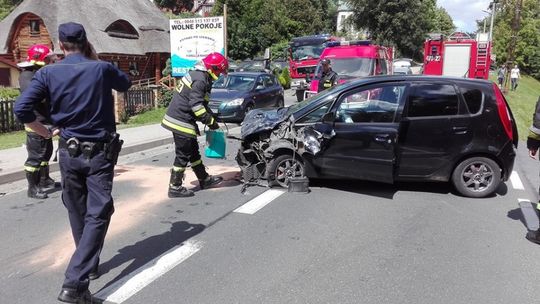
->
[268,154,305,188]
[451,157,501,198]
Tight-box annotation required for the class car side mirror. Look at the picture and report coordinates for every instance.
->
[256,84,264,90]
[321,111,335,124]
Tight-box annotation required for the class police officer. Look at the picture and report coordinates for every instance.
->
[161,52,228,197]
[14,22,131,303]
[526,96,540,244]
[317,58,338,93]
[18,44,60,199]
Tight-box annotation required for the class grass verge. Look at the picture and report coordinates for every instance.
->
[0,107,167,150]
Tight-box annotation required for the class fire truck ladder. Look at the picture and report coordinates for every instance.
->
[475,43,489,79]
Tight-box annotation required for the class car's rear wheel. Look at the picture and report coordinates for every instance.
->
[242,104,254,120]
[451,157,501,198]
[268,154,304,188]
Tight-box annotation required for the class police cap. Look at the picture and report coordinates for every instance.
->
[59,22,87,43]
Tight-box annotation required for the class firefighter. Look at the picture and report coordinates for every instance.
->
[17,44,60,199]
[526,96,540,244]
[318,58,338,93]
[161,52,228,197]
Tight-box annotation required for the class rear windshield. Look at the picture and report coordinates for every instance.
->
[314,58,374,78]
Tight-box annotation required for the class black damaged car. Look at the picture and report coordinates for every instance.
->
[236,75,518,198]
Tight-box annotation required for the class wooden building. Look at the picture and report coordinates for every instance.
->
[0,0,171,88]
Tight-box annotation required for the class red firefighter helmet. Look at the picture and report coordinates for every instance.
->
[202,52,229,79]
[17,44,53,68]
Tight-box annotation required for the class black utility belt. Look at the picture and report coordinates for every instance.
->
[59,138,106,159]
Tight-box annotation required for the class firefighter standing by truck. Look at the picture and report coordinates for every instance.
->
[17,44,60,199]
[317,58,338,93]
[526,96,540,244]
[161,52,228,198]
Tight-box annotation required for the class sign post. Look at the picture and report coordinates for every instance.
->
[169,16,225,77]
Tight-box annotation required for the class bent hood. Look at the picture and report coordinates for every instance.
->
[241,108,289,139]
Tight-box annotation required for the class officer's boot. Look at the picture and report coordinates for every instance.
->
[39,165,60,191]
[193,163,223,190]
[168,169,194,198]
[26,171,48,199]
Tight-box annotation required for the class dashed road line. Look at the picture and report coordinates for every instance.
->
[234,189,286,214]
[95,240,203,304]
[510,171,524,190]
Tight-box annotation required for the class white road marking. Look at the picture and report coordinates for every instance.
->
[518,198,531,203]
[234,189,286,214]
[94,240,202,304]
[510,171,524,190]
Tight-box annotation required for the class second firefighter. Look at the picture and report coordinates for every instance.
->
[162,52,229,197]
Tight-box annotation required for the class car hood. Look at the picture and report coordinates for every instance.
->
[210,89,247,102]
[241,108,289,139]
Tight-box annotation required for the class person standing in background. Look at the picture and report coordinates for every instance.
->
[510,64,520,91]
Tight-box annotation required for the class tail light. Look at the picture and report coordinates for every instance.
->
[493,83,513,142]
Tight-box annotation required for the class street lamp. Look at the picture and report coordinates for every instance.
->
[482,10,490,33]
[487,1,498,42]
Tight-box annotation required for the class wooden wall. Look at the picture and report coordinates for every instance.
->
[8,13,53,63]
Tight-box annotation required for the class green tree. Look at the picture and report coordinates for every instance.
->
[348,0,436,59]
[154,0,194,14]
[492,0,540,79]
[0,0,18,20]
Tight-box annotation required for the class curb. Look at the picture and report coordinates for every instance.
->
[0,136,173,185]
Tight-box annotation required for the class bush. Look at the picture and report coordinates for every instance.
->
[0,87,20,101]
[279,68,291,89]
[157,88,174,108]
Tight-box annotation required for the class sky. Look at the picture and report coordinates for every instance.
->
[437,0,493,33]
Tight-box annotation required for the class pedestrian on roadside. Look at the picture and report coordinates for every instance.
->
[497,65,506,88]
[511,64,520,91]
[161,52,228,198]
[318,58,338,93]
[17,44,60,199]
[14,22,131,303]
[526,96,540,244]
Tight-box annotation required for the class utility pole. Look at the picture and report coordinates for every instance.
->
[504,0,523,93]
[488,1,497,41]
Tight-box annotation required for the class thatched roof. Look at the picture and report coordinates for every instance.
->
[0,0,170,55]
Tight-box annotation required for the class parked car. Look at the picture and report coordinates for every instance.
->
[237,75,518,198]
[393,58,413,75]
[209,72,284,123]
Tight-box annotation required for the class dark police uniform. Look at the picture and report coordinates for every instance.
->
[318,68,338,93]
[19,69,57,198]
[161,69,220,197]
[14,23,131,300]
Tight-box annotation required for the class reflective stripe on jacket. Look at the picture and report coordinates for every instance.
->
[162,70,215,137]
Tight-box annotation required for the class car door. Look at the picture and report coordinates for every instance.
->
[397,81,474,179]
[253,75,272,108]
[312,83,407,183]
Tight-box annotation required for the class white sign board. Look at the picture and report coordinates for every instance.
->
[170,16,225,76]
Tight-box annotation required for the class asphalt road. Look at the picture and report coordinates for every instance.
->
[1,91,540,304]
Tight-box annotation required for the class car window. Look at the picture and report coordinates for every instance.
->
[262,75,275,87]
[406,83,459,117]
[297,101,333,124]
[459,86,483,114]
[335,84,404,123]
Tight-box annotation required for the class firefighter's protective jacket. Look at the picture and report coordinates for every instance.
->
[527,96,540,151]
[318,69,338,92]
[162,69,216,138]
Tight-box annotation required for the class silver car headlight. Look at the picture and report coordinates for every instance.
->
[227,98,244,107]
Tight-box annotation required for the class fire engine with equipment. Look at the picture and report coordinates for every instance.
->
[288,34,339,102]
[422,32,491,79]
[305,40,393,99]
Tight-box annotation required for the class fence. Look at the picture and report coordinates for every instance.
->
[0,100,24,133]
[123,88,156,116]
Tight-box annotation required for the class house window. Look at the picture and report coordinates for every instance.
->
[129,61,139,76]
[29,20,40,36]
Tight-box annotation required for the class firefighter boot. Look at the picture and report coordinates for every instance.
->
[193,163,223,190]
[39,165,60,191]
[168,169,194,198]
[526,230,540,245]
[26,171,48,199]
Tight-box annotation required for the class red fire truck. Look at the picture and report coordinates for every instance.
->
[422,32,491,79]
[288,34,340,102]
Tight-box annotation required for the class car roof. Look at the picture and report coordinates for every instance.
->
[226,71,271,77]
[339,75,494,90]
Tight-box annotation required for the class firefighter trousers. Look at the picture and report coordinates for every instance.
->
[24,132,53,172]
[172,133,208,180]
